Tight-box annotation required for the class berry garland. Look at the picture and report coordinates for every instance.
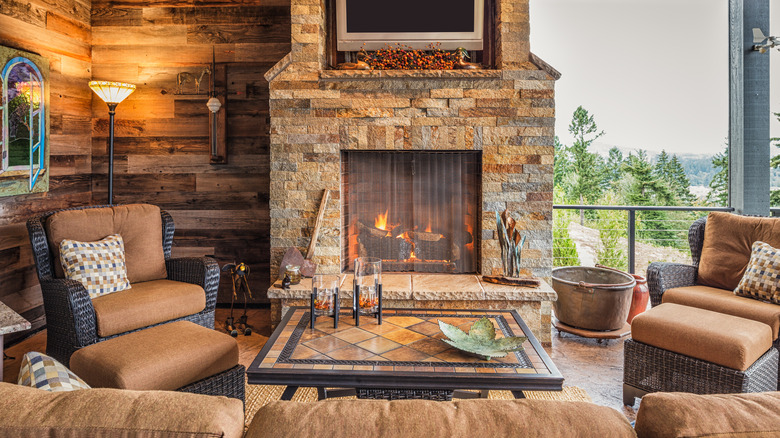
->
[360,44,460,70]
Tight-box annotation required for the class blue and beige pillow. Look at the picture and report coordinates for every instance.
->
[734,241,780,303]
[59,234,131,299]
[18,352,90,392]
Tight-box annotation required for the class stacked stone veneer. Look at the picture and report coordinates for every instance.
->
[267,0,559,283]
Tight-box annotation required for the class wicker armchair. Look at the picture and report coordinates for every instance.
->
[646,216,707,307]
[27,205,219,366]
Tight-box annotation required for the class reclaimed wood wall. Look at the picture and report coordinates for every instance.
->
[0,0,94,340]
[90,0,290,303]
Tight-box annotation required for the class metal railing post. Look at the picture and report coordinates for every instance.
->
[628,209,636,274]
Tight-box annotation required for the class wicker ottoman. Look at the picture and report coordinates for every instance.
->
[70,321,245,402]
[624,303,778,405]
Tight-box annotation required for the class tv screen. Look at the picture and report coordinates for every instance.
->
[337,0,483,51]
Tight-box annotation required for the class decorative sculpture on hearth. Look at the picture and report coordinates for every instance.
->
[222,262,254,337]
[482,210,540,287]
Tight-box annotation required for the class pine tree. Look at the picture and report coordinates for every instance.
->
[566,106,605,204]
[553,136,571,188]
[623,151,676,246]
[771,112,780,207]
[603,147,624,188]
[707,147,728,206]
[668,155,696,204]
[653,150,695,204]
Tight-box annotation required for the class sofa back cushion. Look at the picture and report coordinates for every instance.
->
[698,212,780,291]
[246,399,637,438]
[0,382,244,438]
[46,204,167,283]
[635,391,780,438]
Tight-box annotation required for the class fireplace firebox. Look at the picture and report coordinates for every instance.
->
[341,151,481,273]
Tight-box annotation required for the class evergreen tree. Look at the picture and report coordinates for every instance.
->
[654,150,695,204]
[553,136,571,188]
[707,147,728,206]
[603,147,624,188]
[566,106,605,204]
[668,155,696,204]
[771,112,780,206]
[623,151,676,245]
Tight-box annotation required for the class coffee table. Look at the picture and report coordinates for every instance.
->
[248,307,563,400]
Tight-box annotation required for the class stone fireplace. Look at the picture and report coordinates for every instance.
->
[342,150,481,274]
[266,0,560,342]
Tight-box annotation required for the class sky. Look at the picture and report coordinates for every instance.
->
[529,0,780,156]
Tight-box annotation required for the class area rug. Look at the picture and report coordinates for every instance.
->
[244,384,591,428]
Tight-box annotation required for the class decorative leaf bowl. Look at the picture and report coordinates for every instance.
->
[438,317,527,361]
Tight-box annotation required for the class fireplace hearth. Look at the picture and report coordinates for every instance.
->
[342,151,480,273]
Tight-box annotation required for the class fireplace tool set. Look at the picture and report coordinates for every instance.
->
[222,262,254,337]
[310,257,383,329]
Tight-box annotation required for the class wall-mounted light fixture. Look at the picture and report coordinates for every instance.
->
[753,28,779,53]
[89,80,136,205]
[208,47,227,164]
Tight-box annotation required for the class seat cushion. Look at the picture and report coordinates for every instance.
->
[0,382,244,438]
[635,391,780,438]
[70,321,238,391]
[46,204,167,283]
[698,212,780,291]
[246,399,637,438]
[631,303,772,371]
[91,279,206,337]
[663,285,780,339]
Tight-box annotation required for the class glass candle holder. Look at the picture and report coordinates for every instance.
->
[354,257,381,315]
[285,265,301,285]
[312,274,339,316]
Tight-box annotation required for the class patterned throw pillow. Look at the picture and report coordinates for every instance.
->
[59,234,131,299]
[18,352,91,392]
[734,241,780,303]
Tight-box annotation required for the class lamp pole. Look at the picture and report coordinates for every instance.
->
[89,80,135,205]
[107,102,117,205]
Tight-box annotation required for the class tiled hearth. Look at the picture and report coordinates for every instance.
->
[268,275,556,343]
[266,0,559,342]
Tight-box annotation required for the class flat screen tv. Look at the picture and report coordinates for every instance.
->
[336,0,484,51]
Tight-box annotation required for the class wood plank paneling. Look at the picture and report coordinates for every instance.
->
[0,0,93,343]
[91,0,289,303]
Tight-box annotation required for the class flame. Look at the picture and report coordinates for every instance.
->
[425,222,432,233]
[409,249,417,260]
[375,210,389,231]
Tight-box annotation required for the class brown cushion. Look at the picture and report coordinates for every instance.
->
[631,303,772,371]
[698,212,780,291]
[245,399,637,438]
[663,285,780,339]
[635,391,780,438]
[70,321,238,391]
[46,204,167,283]
[91,279,206,337]
[0,382,244,438]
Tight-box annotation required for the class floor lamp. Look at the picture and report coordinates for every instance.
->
[89,81,136,205]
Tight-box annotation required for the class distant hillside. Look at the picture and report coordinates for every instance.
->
[676,155,717,186]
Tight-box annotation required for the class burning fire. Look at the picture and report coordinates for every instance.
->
[425,222,432,233]
[375,210,389,231]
